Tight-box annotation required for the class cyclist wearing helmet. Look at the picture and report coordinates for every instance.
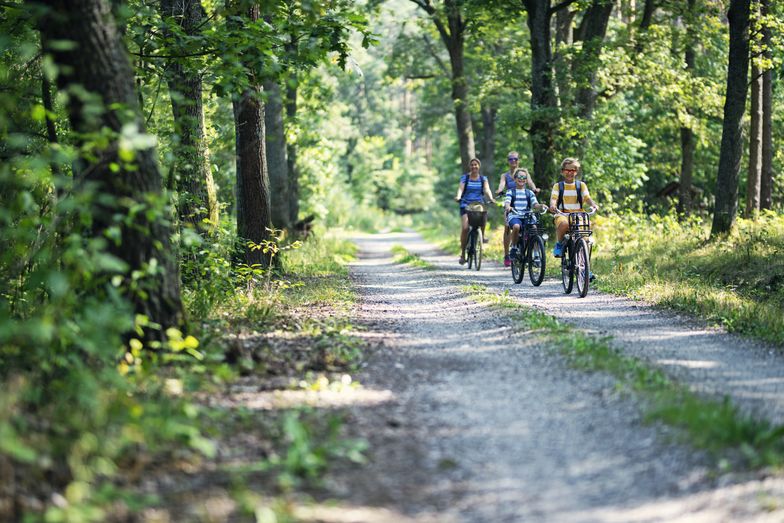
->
[496,151,539,267]
[455,158,495,264]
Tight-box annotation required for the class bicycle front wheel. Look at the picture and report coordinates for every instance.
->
[575,238,590,298]
[528,235,546,286]
[561,241,574,294]
[474,229,483,271]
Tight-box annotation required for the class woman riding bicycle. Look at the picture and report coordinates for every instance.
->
[455,158,495,265]
[504,168,547,260]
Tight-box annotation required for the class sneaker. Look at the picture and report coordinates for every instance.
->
[503,255,511,268]
[589,272,596,282]
[553,242,564,258]
[459,256,466,265]
[532,252,541,268]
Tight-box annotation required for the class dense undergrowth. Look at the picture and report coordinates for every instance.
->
[417,207,784,346]
[0,223,365,522]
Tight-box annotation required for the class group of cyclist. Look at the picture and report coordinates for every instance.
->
[455,152,599,272]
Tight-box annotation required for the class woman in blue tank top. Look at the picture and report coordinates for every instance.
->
[454,158,495,264]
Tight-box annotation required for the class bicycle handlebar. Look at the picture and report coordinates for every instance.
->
[552,207,598,217]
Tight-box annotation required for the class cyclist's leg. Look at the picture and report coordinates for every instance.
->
[459,212,469,262]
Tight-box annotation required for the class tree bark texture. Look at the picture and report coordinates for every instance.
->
[159,0,219,230]
[760,0,773,210]
[678,0,696,216]
[746,60,762,217]
[35,0,185,335]
[523,0,559,190]
[263,79,290,230]
[554,7,575,107]
[285,78,300,225]
[480,104,497,182]
[711,0,751,235]
[573,0,614,119]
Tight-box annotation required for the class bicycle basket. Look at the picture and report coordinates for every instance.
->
[567,212,592,235]
[467,210,487,228]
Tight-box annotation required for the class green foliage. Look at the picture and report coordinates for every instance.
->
[593,211,784,344]
[391,244,434,269]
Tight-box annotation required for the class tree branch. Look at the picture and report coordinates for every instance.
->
[422,33,449,76]
[550,0,580,15]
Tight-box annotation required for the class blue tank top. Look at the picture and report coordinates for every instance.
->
[502,171,515,190]
[460,174,485,207]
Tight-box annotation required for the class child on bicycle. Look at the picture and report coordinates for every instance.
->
[548,158,599,258]
[497,151,540,267]
[505,168,547,260]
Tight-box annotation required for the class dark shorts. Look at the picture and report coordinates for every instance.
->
[460,207,467,216]
[508,217,524,229]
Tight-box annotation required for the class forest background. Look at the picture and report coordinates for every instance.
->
[1,0,784,520]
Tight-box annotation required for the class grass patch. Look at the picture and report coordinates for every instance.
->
[390,245,434,270]
[463,283,784,469]
[592,212,784,345]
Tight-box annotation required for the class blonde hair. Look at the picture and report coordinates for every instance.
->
[560,157,581,170]
[513,168,529,179]
[507,151,520,158]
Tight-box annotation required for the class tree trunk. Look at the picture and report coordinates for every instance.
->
[523,0,559,190]
[263,79,290,230]
[711,0,751,235]
[746,59,762,217]
[285,77,300,225]
[445,9,475,172]
[678,0,696,216]
[480,103,496,181]
[760,0,773,210]
[35,0,184,335]
[412,0,475,172]
[554,7,575,107]
[573,0,614,119]
[159,0,218,230]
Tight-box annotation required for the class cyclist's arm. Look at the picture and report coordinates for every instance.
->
[455,181,465,202]
[527,177,539,194]
[482,179,496,203]
[496,176,507,195]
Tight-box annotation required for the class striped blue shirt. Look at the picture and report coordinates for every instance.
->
[460,174,486,207]
[505,187,539,224]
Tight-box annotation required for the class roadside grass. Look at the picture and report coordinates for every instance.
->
[592,212,784,346]
[463,283,784,469]
[391,245,434,270]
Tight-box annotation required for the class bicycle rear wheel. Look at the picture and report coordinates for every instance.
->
[528,235,546,286]
[561,241,574,294]
[474,229,483,271]
[467,229,476,269]
[511,240,524,284]
[575,238,590,298]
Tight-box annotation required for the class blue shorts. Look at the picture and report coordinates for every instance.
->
[508,217,524,229]
[460,207,467,216]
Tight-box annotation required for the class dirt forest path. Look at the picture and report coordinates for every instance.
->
[327,231,784,523]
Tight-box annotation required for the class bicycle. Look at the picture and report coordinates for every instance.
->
[509,208,548,286]
[554,208,597,298]
[465,202,487,271]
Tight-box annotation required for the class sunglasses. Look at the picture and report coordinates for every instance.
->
[507,157,519,162]
[515,175,527,180]
[562,168,577,173]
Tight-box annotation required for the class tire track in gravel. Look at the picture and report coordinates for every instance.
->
[325,232,784,523]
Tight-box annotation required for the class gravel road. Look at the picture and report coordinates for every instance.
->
[324,231,784,523]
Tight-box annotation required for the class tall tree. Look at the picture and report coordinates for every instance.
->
[34,0,185,335]
[285,74,300,225]
[264,79,290,230]
[572,0,614,119]
[711,0,751,235]
[746,58,763,217]
[759,0,773,210]
[411,0,476,172]
[521,0,566,189]
[231,3,272,267]
[159,0,219,230]
[678,0,697,215]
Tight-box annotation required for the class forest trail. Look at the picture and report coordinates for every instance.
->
[325,231,784,522]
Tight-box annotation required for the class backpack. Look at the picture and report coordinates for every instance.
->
[556,180,582,211]
[510,187,532,216]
